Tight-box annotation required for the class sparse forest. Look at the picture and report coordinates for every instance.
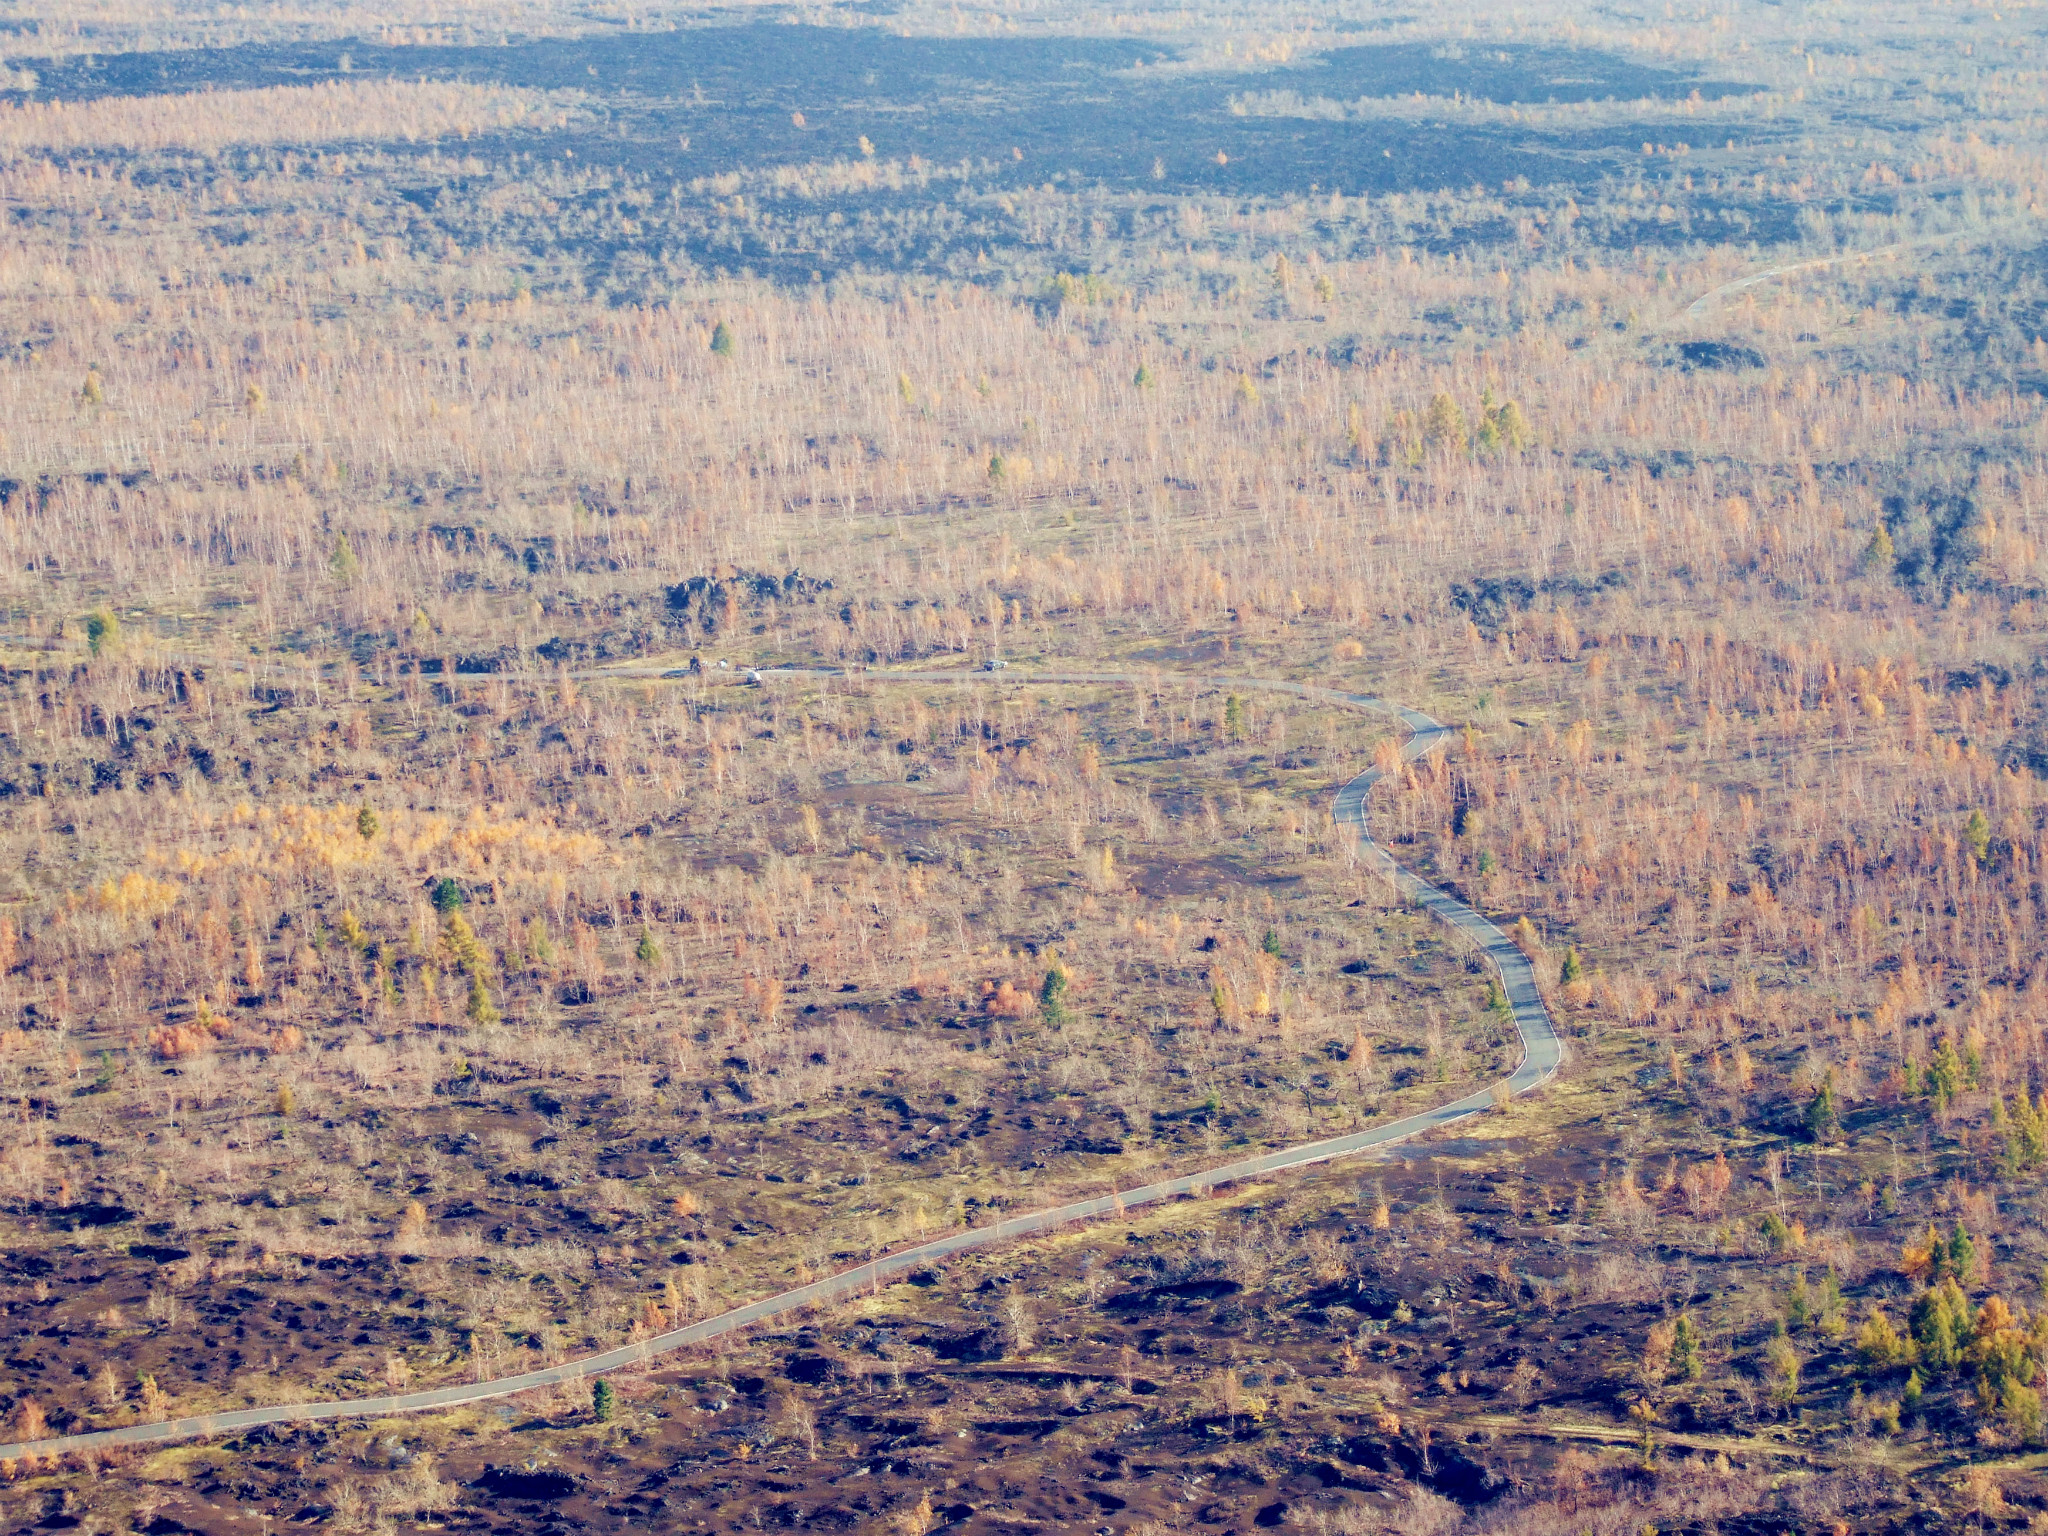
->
[3,0,2048,1531]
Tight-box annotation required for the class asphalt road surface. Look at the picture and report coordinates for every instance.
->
[0,667,1562,1465]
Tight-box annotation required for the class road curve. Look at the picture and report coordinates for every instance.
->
[0,669,1562,1465]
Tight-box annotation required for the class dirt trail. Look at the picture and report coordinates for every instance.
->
[1674,222,2008,324]
[0,666,1562,1464]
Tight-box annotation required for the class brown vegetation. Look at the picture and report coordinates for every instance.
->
[0,80,568,154]
[4,0,2048,1529]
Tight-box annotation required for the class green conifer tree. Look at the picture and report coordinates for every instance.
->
[82,608,119,657]
[1039,956,1071,1026]
[1965,809,1992,865]
[1806,1072,1841,1142]
[1672,1314,1703,1380]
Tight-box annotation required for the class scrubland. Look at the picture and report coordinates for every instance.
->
[3,0,2048,1531]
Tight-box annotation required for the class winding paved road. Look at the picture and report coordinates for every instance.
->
[0,669,1562,1464]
